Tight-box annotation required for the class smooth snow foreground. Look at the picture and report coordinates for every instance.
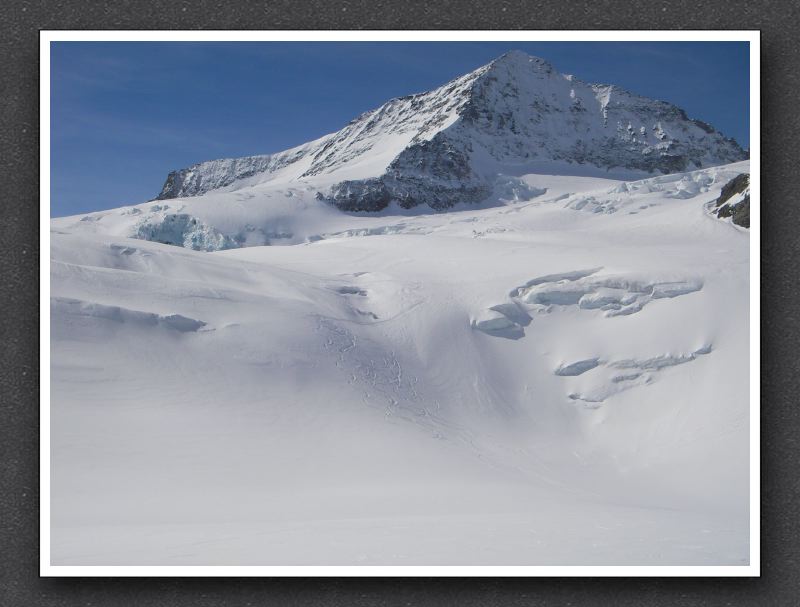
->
[50,162,750,566]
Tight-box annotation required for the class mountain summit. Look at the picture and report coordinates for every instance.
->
[156,51,746,212]
[57,52,749,251]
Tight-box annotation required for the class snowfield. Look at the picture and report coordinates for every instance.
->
[50,160,750,566]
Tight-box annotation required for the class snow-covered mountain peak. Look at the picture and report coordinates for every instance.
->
[488,49,555,71]
[154,61,489,201]
[63,51,749,250]
[152,50,744,212]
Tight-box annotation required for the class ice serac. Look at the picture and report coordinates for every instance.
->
[155,50,747,212]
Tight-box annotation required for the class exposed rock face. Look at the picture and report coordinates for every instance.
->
[316,135,489,212]
[156,139,326,200]
[157,155,276,200]
[713,173,750,228]
[319,179,392,213]
[450,53,745,173]
[156,50,747,213]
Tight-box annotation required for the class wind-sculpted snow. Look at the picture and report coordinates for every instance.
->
[471,308,525,339]
[474,267,709,406]
[562,346,714,408]
[521,275,703,316]
[554,358,601,377]
[479,268,703,332]
[52,297,207,332]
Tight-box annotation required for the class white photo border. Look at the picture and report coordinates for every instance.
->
[40,29,760,577]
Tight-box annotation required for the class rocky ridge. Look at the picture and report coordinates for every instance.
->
[156,50,747,213]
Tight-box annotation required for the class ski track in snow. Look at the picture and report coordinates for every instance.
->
[314,315,482,453]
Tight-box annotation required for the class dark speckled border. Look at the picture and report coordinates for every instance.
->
[2,0,796,604]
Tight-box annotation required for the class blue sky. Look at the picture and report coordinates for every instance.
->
[51,41,750,217]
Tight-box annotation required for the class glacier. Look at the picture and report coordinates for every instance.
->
[49,52,751,567]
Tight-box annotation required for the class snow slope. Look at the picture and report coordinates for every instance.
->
[50,160,750,566]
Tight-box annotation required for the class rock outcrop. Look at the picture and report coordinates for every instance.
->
[713,173,750,228]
